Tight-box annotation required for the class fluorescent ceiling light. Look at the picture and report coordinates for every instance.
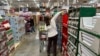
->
[17,0,21,1]
[33,0,40,7]
[1,1,8,4]
[27,4,29,7]
[20,5,24,7]
[5,0,7,2]
[47,0,51,7]
[37,4,40,7]
[63,0,64,2]
[50,5,54,9]
[49,0,50,2]
[89,0,97,3]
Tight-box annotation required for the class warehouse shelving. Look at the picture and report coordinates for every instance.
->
[67,7,100,56]
[78,44,97,56]
[68,25,78,29]
[68,32,77,39]
[79,7,100,56]
[9,16,25,48]
[67,7,80,56]
[0,18,15,56]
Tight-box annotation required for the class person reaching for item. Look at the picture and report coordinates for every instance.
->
[45,12,62,56]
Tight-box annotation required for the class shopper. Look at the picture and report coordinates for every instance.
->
[25,18,31,33]
[61,8,69,56]
[36,9,41,25]
[56,14,62,52]
[45,12,62,56]
[45,8,52,18]
[29,17,35,32]
[44,8,52,27]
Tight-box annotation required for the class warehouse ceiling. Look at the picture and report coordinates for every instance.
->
[0,0,98,7]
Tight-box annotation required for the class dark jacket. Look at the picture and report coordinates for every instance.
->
[29,18,34,26]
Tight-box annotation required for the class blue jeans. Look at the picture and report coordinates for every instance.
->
[57,29,62,48]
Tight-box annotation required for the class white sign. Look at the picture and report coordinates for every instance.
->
[0,10,5,15]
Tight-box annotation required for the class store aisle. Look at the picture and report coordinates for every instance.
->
[12,29,61,56]
[12,31,47,56]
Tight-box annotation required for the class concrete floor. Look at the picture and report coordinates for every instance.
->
[12,30,61,56]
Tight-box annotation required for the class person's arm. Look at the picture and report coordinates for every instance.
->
[46,12,62,30]
[52,12,62,21]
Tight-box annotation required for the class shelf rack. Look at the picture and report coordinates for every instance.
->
[67,7,80,56]
[67,7,100,56]
[0,19,14,56]
[78,7,100,56]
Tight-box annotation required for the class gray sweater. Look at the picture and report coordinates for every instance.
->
[56,14,62,31]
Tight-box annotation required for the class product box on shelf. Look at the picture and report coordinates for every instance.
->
[1,20,10,30]
[7,39,15,54]
[9,16,25,43]
[0,17,15,56]
[67,42,76,56]
[13,33,22,40]
[10,23,25,30]
[11,26,24,33]
[92,16,100,34]
[0,31,6,41]
[0,28,8,56]
[0,29,7,50]
[79,31,100,55]
[80,17,93,29]
[68,36,77,47]
[6,30,13,41]
[0,47,9,56]
[68,48,75,56]
[78,43,97,56]
[0,41,7,52]
[68,27,78,37]
[80,16,100,34]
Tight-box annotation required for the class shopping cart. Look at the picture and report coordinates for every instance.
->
[25,21,31,33]
[39,21,48,52]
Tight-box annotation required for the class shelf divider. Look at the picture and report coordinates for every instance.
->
[80,28,100,39]
[68,32,77,39]
[68,40,77,48]
[68,25,78,29]
[79,41,98,55]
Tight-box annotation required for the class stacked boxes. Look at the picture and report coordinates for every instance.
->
[0,19,14,56]
[6,29,15,55]
[0,29,8,56]
[9,16,25,43]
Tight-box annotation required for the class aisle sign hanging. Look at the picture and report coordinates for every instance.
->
[80,7,96,17]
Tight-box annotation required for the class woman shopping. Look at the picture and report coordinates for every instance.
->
[45,11,62,56]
